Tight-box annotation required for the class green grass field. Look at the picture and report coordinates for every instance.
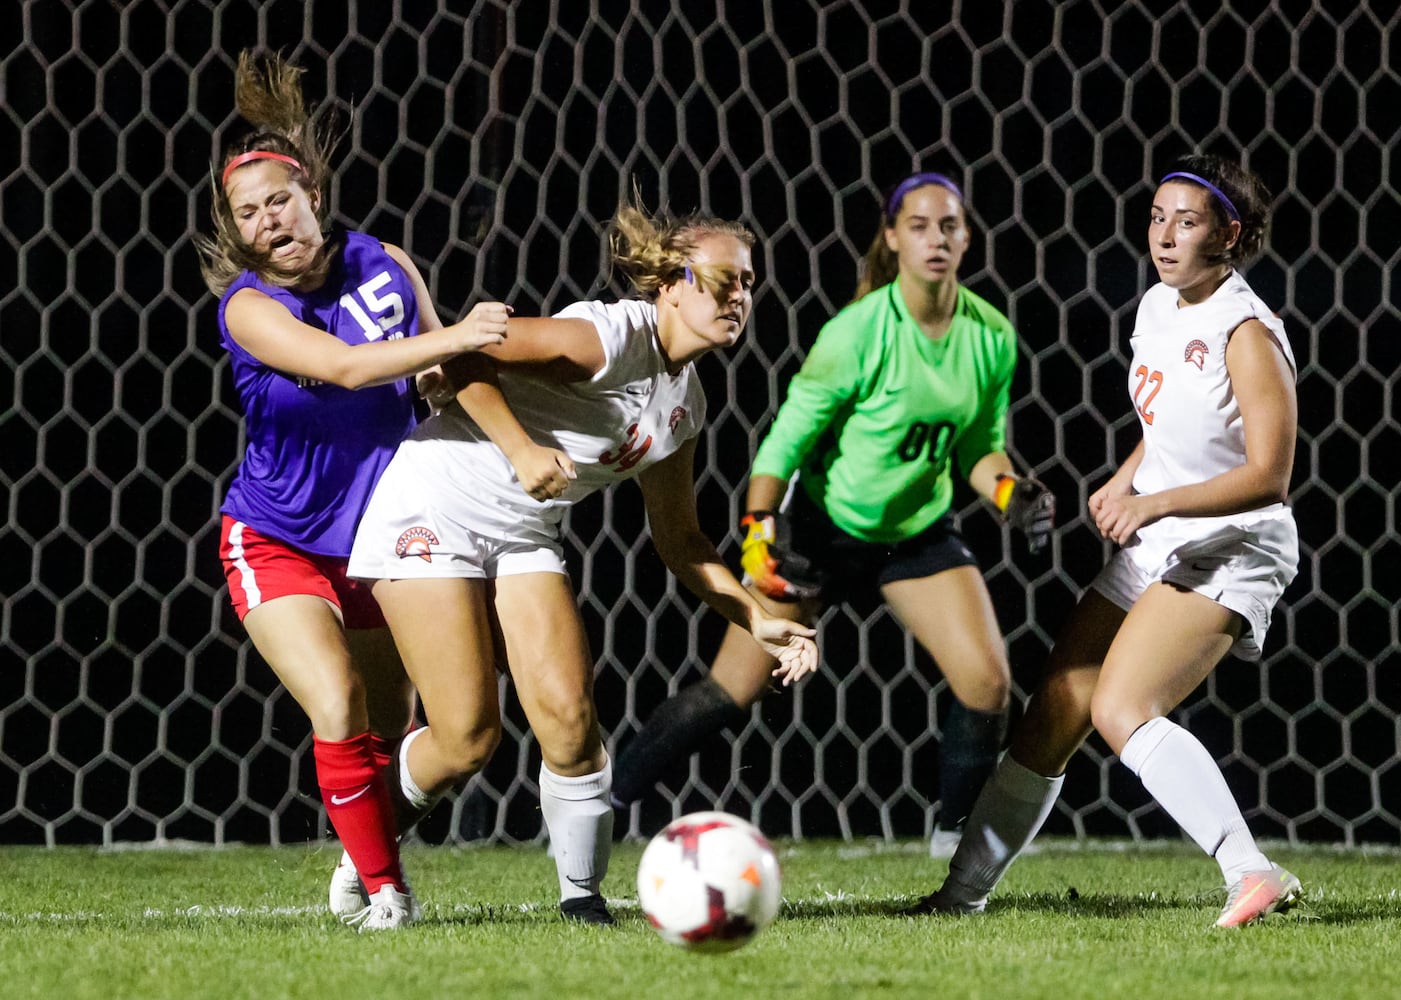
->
[1,839,1396,999]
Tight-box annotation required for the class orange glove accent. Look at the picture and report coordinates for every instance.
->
[739,512,818,600]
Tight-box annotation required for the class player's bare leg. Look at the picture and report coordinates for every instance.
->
[347,626,416,745]
[883,566,1010,851]
[1094,583,1297,926]
[611,589,819,806]
[909,590,1120,914]
[495,572,615,924]
[244,596,410,928]
[371,577,503,803]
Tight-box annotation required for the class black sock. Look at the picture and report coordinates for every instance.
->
[611,679,749,805]
[937,701,1008,831]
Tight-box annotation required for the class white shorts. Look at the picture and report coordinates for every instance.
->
[1090,510,1298,661]
[347,458,567,581]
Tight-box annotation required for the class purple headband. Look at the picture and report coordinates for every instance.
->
[885,172,964,219]
[1159,171,1241,223]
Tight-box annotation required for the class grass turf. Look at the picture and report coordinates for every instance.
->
[0,839,1396,999]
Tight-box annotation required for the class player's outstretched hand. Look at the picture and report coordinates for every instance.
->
[509,441,577,501]
[455,301,512,350]
[751,611,818,686]
[1002,477,1056,554]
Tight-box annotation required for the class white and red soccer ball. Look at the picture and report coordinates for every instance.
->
[636,811,782,953]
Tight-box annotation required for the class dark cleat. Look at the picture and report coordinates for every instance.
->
[561,894,616,926]
[898,889,986,916]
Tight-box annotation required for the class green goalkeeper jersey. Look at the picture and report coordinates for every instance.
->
[752,281,1018,543]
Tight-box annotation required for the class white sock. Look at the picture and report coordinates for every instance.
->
[1119,717,1268,883]
[942,754,1064,904]
[395,727,434,812]
[539,756,614,902]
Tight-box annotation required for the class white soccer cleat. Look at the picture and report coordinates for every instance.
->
[1215,864,1301,928]
[343,884,418,932]
[328,850,369,918]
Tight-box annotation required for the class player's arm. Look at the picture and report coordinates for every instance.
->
[381,243,467,406]
[1094,320,1296,543]
[749,322,867,485]
[744,474,787,514]
[380,246,575,499]
[956,324,1019,504]
[438,314,606,424]
[639,440,818,683]
[960,331,1053,551]
[1152,319,1295,513]
[444,316,606,468]
[457,316,607,382]
[225,249,508,390]
[739,327,867,596]
[443,353,575,500]
[967,451,1015,502]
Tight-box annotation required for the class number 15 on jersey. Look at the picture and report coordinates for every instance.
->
[340,271,405,341]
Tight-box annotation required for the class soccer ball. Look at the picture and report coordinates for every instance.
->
[636,811,782,953]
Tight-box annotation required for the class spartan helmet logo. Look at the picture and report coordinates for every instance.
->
[394,526,439,562]
[1184,339,1209,371]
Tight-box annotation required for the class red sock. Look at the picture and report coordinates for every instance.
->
[314,733,403,895]
[369,719,419,770]
[367,733,397,771]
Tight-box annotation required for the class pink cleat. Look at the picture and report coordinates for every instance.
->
[1215,864,1301,928]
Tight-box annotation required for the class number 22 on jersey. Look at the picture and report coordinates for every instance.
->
[1133,366,1163,424]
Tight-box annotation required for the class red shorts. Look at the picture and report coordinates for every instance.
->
[219,515,387,629]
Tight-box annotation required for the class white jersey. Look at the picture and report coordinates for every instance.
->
[347,298,706,575]
[1129,270,1295,499]
[1092,270,1299,660]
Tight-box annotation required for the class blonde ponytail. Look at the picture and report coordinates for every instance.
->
[609,196,754,301]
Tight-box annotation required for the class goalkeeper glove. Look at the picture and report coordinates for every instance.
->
[739,511,820,601]
[995,475,1055,554]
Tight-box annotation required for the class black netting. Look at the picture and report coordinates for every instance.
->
[2,0,1396,846]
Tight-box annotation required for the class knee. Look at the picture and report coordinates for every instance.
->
[432,721,502,780]
[1088,692,1147,755]
[533,692,601,772]
[304,673,367,738]
[948,666,1011,715]
[1010,672,1092,773]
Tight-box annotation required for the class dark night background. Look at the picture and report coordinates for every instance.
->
[2,0,1397,847]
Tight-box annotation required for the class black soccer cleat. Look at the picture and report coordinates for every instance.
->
[560,894,616,926]
[898,888,987,917]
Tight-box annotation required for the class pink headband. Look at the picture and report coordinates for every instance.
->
[221,151,305,187]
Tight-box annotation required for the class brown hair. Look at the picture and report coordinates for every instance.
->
[1161,153,1272,265]
[852,173,966,302]
[608,197,755,301]
[196,51,342,296]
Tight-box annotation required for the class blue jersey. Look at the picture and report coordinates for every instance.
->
[219,230,421,556]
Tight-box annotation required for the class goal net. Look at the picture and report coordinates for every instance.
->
[2,0,1396,847]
